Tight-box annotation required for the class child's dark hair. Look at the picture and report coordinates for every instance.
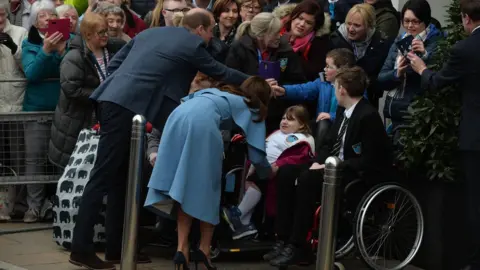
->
[335,66,369,97]
[284,105,312,135]
[326,48,356,68]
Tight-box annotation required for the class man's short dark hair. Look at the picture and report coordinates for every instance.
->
[460,0,480,21]
[183,9,212,30]
[335,66,369,98]
[326,48,355,68]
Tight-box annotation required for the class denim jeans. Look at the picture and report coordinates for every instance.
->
[23,121,52,211]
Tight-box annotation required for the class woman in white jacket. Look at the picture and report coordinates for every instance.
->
[0,1,28,221]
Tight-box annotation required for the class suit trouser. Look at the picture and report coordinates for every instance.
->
[462,151,480,263]
[71,102,135,256]
[275,163,323,246]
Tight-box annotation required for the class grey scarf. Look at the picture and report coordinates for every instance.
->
[337,23,375,60]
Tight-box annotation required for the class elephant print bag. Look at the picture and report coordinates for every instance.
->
[52,129,106,249]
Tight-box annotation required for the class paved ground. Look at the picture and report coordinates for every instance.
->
[0,221,423,270]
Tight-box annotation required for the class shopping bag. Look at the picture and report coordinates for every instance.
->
[52,129,106,249]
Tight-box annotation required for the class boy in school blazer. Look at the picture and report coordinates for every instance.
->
[267,66,393,267]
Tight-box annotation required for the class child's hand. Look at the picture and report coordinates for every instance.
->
[271,85,285,97]
[310,162,325,170]
[271,163,279,176]
[266,78,278,86]
[247,165,255,177]
[149,153,157,167]
[316,112,331,122]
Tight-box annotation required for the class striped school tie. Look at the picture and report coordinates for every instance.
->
[331,116,349,157]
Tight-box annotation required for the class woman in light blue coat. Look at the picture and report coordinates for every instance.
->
[145,76,272,269]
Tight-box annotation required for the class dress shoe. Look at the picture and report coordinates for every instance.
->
[69,252,116,270]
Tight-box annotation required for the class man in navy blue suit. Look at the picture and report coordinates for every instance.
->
[69,8,250,270]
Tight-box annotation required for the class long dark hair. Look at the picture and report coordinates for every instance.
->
[219,76,271,122]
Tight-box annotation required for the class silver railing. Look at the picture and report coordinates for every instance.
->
[120,115,146,270]
[316,156,343,270]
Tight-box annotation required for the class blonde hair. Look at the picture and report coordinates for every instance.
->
[235,12,281,40]
[172,11,184,26]
[80,12,107,38]
[345,3,376,29]
[150,0,165,27]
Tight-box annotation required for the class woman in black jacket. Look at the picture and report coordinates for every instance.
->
[226,12,306,133]
[329,3,391,108]
[49,13,125,169]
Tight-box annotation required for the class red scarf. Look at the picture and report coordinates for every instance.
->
[290,31,314,54]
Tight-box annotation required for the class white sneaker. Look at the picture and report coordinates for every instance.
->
[0,213,11,222]
[23,208,40,223]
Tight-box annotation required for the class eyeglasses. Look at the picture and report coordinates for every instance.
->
[403,19,422,26]
[164,8,190,13]
[241,4,261,11]
[97,29,109,36]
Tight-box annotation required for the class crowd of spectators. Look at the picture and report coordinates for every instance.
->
[3,0,480,269]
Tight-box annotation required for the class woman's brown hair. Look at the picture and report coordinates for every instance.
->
[220,76,271,122]
[284,0,325,32]
[284,105,311,134]
[212,0,239,21]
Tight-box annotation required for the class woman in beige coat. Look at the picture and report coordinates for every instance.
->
[0,1,28,221]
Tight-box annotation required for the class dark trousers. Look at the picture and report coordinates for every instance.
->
[462,151,480,264]
[71,102,135,256]
[275,163,323,246]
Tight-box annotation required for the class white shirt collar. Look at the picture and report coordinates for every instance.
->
[344,99,360,119]
[473,25,480,34]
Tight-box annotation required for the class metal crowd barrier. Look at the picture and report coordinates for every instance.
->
[121,115,146,270]
[0,111,61,185]
[316,157,343,270]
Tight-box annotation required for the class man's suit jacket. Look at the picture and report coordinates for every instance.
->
[90,27,249,131]
[421,28,480,151]
[316,98,393,185]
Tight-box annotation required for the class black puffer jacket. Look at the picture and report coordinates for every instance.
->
[48,35,125,168]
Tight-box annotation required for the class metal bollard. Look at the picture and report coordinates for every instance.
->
[121,115,146,270]
[316,156,343,270]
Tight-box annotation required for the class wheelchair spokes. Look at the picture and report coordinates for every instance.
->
[355,184,424,270]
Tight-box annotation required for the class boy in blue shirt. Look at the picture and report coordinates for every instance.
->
[271,48,356,123]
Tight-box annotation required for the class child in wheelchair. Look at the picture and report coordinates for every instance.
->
[222,105,315,240]
[264,67,393,268]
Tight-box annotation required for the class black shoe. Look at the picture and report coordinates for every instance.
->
[173,251,190,270]
[192,249,216,270]
[269,244,313,267]
[263,240,284,261]
[104,253,152,264]
[69,253,116,270]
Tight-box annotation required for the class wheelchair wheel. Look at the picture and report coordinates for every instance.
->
[354,183,424,270]
[308,206,355,259]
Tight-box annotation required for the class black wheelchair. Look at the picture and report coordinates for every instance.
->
[306,120,424,270]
